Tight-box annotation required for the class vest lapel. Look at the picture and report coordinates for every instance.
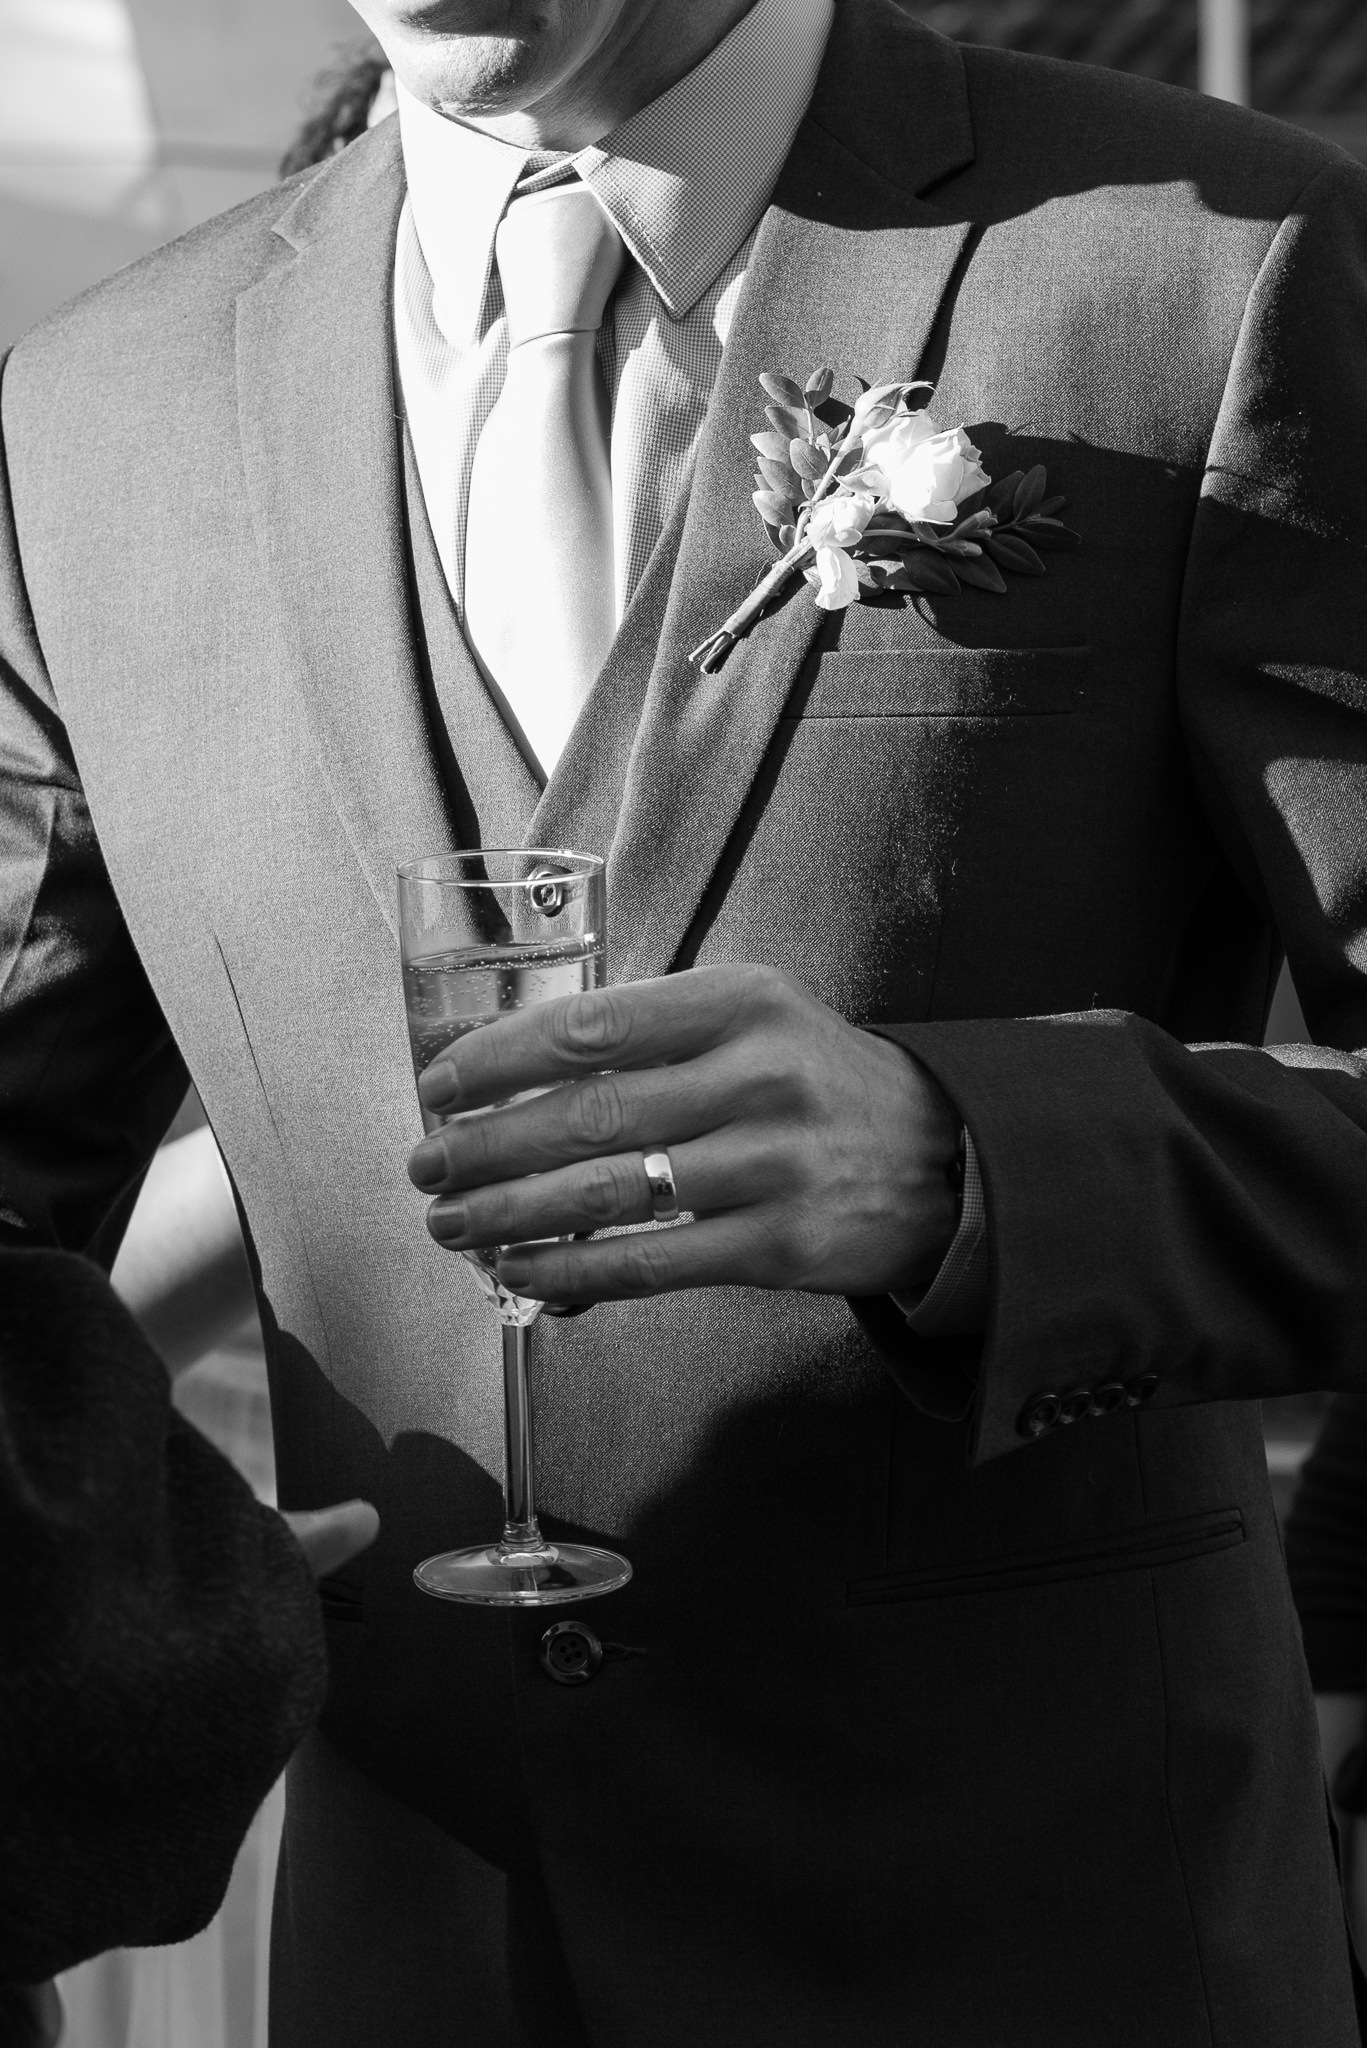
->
[403,428,544,851]
[235,126,454,941]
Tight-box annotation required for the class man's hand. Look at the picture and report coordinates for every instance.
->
[0,1981,63,2048]
[406,964,960,1305]
[281,1500,380,1578]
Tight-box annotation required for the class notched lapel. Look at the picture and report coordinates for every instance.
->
[235,127,454,942]
[604,4,976,984]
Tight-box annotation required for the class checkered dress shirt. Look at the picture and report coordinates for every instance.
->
[391,0,987,1335]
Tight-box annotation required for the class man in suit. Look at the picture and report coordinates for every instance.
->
[2,0,1366,2039]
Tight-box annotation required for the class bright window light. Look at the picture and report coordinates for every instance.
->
[0,0,157,213]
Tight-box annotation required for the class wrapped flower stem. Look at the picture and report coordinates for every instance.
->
[689,539,813,672]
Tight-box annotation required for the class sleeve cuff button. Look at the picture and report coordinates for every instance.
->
[1090,1381,1128,1417]
[1020,1393,1062,1438]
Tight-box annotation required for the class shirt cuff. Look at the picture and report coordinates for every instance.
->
[891,1130,988,1336]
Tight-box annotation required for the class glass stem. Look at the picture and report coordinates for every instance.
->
[500,1320,545,1551]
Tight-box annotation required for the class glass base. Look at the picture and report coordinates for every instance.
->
[414,1539,632,1607]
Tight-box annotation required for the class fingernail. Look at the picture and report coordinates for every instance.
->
[418,1060,459,1109]
[428,1199,467,1241]
[410,1139,446,1189]
[498,1252,531,1289]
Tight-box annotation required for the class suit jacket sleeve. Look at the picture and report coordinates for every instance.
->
[0,352,187,1261]
[872,154,1367,1462]
[0,1251,327,1984]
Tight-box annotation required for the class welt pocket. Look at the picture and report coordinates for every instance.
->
[790,645,1089,720]
[847,1507,1244,1606]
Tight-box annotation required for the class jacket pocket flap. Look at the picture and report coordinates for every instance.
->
[794,645,1090,719]
[848,1507,1244,1604]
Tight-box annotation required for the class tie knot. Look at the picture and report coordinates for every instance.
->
[494,184,626,349]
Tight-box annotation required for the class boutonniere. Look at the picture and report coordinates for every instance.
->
[689,369,1080,673]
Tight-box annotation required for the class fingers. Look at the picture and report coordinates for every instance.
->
[410,1051,740,1195]
[5,1983,63,2048]
[282,1499,380,1580]
[416,963,789,1117]
[495,1214,773,1304]
[425,1133,762,1251]
[403,961,961,1303]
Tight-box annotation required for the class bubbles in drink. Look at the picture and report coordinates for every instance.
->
[402,938,606,1319]
[403,939,606,1127]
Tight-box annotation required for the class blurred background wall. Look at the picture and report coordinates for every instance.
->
[910,0,1367,158]
[0,0,374,346]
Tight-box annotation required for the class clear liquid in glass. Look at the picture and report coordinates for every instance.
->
[403,937,606,1323]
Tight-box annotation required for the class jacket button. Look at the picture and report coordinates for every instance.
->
[1020,1393,1061,1438]
[1058,1388,1094,1424]
[1090,1381,1128,1417]
[540,1621,602,1686]
[1124,1372,1159,1407]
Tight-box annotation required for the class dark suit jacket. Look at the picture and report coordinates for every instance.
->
[2,3,1366,2039]
[0,1252,325,1986]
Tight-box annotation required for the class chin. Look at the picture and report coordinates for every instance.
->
[355,1,587,117]
[419,36,553,115]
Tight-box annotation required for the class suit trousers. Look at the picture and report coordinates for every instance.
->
[270,1733,589,2048]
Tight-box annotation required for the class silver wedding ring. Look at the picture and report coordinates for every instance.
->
[641,1149,680,1223]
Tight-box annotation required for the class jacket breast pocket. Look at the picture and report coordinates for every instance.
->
[790,644,1090,720]
[847,1507,1245,1605]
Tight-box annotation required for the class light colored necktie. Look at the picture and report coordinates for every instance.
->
[463,183,626,777]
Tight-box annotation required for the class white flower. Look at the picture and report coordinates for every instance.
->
[861,406,939,460]
[805,544,867,610]
[806,490,878,550]
[862,414,990,526]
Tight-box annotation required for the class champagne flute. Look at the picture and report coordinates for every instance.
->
[398,849,632,1606]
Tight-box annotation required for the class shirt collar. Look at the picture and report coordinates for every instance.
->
[397,0,834,341]
[396,83,527,345]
